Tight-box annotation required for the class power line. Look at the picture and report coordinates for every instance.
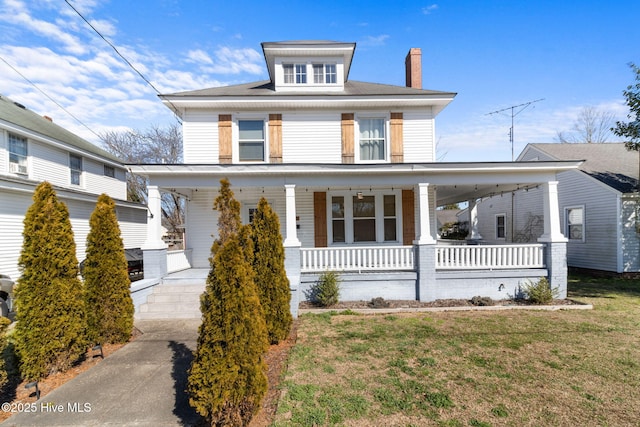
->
[486,98,544,160]
[0,54,102,140]
[64,0,182,124]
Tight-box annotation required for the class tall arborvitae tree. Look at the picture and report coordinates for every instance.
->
[84,193,134,344]
[14,182,86,380]
[252,197,292,344]
[188,179,269,426]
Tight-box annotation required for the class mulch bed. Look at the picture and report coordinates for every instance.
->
[300,297,581,310]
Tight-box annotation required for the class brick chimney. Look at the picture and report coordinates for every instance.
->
[405,48,422,89]
[43,115,53,122]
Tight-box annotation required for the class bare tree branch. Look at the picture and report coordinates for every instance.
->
[556,106,618,143]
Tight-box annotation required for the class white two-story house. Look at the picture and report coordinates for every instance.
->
[0,94,147,283]
[130,41,581,317]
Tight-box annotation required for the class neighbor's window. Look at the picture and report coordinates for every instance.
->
[8,133,28,174]
[496,214,506,239]
[358,118,386,161]
[238,120,265,161]
[104,165,115,178]
[566,207,584,241]
[70,153,82,185]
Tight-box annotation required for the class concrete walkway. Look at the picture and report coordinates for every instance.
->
[1,320,204,427]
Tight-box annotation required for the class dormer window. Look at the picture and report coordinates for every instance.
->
[8,133,28,175]
[313,64,337,84]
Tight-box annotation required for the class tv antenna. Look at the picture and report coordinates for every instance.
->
[486,98,544,160]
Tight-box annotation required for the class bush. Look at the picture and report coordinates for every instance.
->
[522,277,559,304]
[251,197,292,344]
[369,297,390,308]
[84,194,134,345]
[313,271,341,307]
[0,317,11,389]
[14,182,87,380]
[470,296,494,306]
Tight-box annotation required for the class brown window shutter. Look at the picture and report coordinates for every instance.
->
[341,113,354,164]
[218,114,232,164]
[313,192,327,247]
[269,114,283,163]
[402,189,415,245]
[391,112,404,163]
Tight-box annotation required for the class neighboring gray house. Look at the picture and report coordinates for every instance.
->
[476,143,639,273]
[0,94,147,282]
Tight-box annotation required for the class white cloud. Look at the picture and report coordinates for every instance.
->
[422,4,438,15]
[359,35,390,47]
[187,49,214,65]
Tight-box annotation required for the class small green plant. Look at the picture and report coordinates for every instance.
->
[522,277,559,304]
[313,271,341,307]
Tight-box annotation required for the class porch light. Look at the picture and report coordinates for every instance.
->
[357,192,363,200]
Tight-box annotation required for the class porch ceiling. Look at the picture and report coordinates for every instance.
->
[129,160,581,205]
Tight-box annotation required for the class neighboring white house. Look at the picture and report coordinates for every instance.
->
[0,94,147,282]
[476,143,640,273]
[130,41,581,317]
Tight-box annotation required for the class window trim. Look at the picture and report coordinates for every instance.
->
[69,153,83,186]
[495,213,507,240]
[355,115,390,163]
[326,190,402,245]
[565,205,585,242]
[233,116,269,163]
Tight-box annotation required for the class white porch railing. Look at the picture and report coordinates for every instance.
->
[436,244,545,270]
[301,245,414,272]
[167,249,193,273]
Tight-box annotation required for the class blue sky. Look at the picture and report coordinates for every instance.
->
[0,0,637,162]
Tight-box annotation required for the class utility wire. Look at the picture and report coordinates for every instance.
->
[0,54,103,140]
[64,0,182,124]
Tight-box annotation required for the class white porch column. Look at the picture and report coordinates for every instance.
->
[283,184,301,247]
[416,183,436,244]
[142,185,166,250]
[283,184,301,318]
[538,181,567,243]
[467,198,483,240]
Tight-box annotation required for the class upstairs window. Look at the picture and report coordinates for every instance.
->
[566,207,584,241]
[358,118,386,161]
[70,153,82,185]
[8,133,28,175]
[295,64,307,84]
[313,64,337,84]
[238,120,265,162]
[104,165,116,178]
[283,64,294,83]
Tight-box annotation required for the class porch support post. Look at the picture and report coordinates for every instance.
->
[538,181,568,298]
[142,185,167,279]
[467,198,483,241]
[283,184,301,318]
[415,183,436,301]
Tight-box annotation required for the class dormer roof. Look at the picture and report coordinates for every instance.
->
[261,40,356,83]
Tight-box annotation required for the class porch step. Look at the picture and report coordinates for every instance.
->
[136,279,206,320]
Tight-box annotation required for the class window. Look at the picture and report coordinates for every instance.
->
[8,133,28,174]
[566,207,584,241]
[104,165,115,178]
[359,118,386,161]
[496,214,506,239]
[70,154,82,185]
[238,120,265,161]
[313,64,337,84]
[283,64,294,83]
[329,192,400,244]
[295,64,307,84]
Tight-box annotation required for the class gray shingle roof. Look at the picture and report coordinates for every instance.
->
[0,94,123,163]
[528,143,638,193]
[162,80,456,98]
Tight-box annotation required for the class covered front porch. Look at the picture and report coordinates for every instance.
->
[130,161,580,317]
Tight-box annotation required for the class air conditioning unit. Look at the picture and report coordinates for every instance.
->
[9,163,27,175]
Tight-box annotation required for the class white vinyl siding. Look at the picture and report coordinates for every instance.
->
[282,112,342,163]
[183,111,218,164]
[403,110,435,162]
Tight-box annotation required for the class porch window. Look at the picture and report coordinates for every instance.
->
[70,153,82,186]
[8,133,28,175]
[238,120,265,161]
[358,118,386,161]
[495,214,506,239]
[328,191,400,244]
[565,207,584,241]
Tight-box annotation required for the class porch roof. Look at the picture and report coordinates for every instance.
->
[129,160,581,205]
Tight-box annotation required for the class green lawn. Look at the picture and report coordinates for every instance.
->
[272,274,640,426]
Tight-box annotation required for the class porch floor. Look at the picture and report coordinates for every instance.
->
[165,268,208,281]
